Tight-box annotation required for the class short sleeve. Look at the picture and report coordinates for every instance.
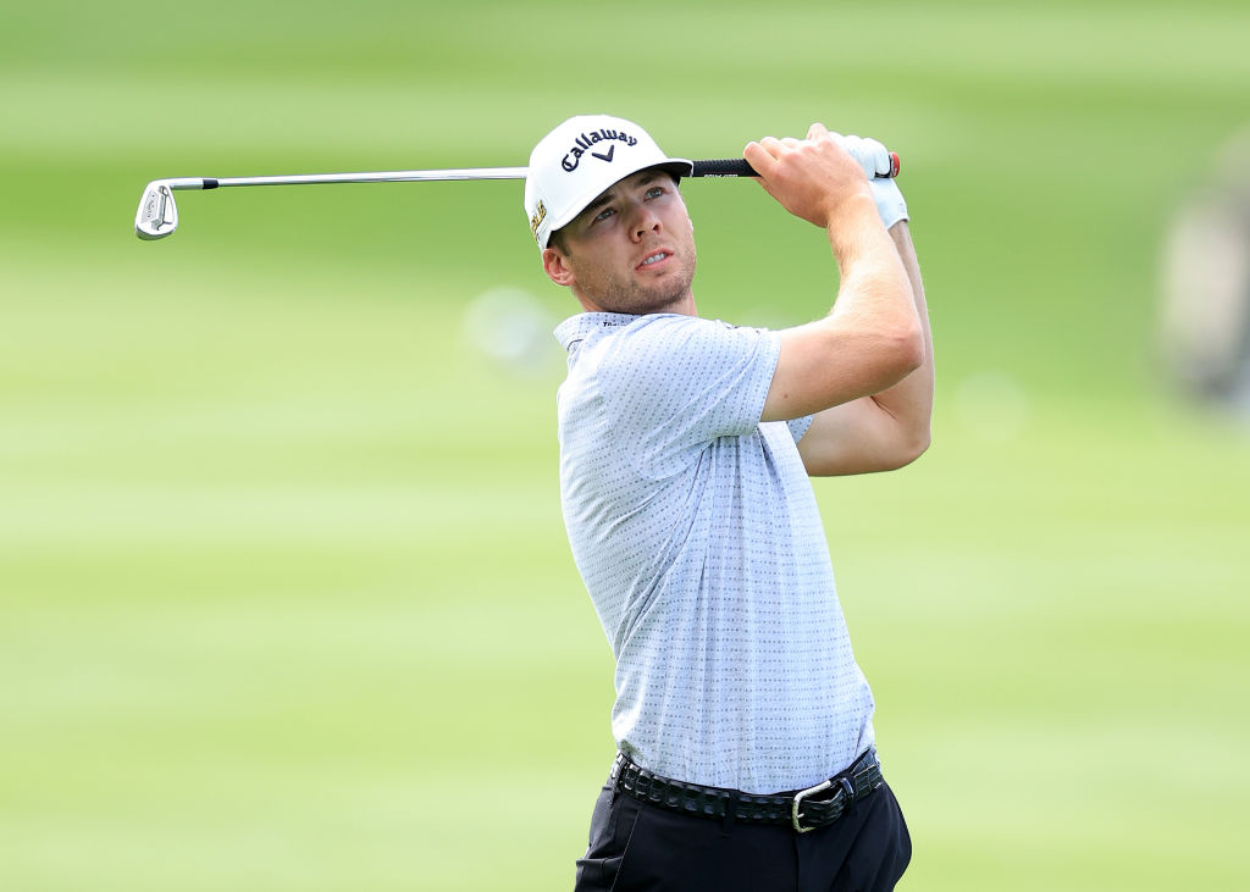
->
[598,315,780,478]
[786,415,815,444]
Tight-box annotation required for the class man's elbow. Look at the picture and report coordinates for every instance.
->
[902,426,932,465]
[878,426,930,472]
[880,320,925,385]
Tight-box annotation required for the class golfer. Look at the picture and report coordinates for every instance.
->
[526,114,933,891]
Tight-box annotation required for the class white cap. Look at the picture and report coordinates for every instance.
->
[524,114,692,249]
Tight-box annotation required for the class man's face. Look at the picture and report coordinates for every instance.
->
[543,169,697,315]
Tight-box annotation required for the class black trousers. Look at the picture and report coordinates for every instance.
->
[573,767,911,892]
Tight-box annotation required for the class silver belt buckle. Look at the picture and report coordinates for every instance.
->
[791,779,833,834]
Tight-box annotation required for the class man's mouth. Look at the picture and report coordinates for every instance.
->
[637,251,671,270]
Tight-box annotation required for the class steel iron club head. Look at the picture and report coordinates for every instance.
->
[135,181,179,240]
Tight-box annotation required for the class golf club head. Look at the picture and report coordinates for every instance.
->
[135,181,178,239]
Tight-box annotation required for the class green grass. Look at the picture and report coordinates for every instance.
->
[3,2,1249,889]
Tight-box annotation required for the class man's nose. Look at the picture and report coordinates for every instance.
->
[630,204,661,241]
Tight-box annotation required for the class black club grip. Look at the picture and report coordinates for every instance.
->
[691,152,900,179]
[691,158,757,178]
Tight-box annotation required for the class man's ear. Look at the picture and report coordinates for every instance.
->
[542,247,575,288]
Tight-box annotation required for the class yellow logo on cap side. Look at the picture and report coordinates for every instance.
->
[530,200,547,242]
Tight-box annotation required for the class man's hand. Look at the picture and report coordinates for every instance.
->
[744,124,875,229]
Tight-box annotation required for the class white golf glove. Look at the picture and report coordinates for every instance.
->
[842,134,909,230]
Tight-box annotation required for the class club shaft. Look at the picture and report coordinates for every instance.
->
[161,154,898,191]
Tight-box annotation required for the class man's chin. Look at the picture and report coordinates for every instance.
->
[586,265,694,315]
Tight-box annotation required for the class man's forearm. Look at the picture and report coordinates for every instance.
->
[867,223,934,447]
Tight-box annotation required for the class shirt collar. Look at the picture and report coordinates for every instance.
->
[553,312,640,353]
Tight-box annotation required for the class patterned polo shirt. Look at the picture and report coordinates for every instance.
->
[554,311,875,795]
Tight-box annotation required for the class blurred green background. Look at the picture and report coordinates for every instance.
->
[3,1,1248,889]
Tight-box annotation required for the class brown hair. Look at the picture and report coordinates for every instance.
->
[548,226,570,256]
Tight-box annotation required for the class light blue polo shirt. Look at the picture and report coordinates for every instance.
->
[554,312,875,795]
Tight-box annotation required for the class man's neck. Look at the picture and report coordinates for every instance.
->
[575,292,698,317]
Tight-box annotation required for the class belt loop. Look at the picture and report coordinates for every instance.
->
[720,791,739,837]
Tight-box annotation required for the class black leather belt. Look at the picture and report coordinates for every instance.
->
[611,747,884,833]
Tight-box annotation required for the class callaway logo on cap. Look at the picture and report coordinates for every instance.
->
[524,114,692,249]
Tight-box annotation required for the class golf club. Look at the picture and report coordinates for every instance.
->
[134,153,901,241]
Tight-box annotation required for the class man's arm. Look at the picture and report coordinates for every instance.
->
[796,222,934,476]
[751,127,924,427]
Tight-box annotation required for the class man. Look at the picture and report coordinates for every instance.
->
[525,114,933,891]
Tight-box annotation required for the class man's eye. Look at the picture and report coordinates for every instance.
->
[646,187,664,199]
[594,207,616,223]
